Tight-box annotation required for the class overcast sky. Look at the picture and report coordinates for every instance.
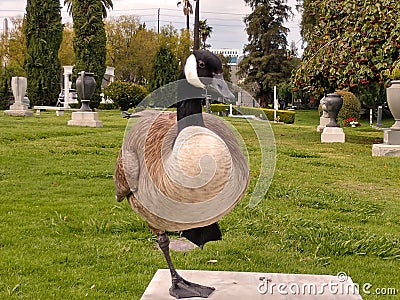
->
[0,0,302,54]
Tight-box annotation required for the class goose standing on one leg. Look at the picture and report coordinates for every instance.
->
[114,50,249,299]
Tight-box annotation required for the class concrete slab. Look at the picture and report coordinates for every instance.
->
[141,269,363,299]
[321,127,345,143]
[372,144,400,157]
[168,238,197,252]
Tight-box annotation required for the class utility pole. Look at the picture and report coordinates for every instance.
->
[193,0,200,50]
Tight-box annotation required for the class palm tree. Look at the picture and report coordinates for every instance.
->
[177,0,193,30]
[199,19,212,49]
[64,0,113,18]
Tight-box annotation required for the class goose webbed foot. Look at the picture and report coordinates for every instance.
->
[157,232,215,299]
[170,273,215,299]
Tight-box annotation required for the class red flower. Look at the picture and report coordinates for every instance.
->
[343,117,361,127]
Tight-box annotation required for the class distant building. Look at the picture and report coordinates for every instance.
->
[210,48,242,66]
[210,48,244,84]
[210,48,255,107]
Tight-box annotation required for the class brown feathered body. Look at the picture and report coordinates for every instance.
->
[114,110,249,234]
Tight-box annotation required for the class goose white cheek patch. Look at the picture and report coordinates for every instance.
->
[184,54,205,89]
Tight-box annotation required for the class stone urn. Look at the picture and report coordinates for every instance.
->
[386,80,400,131]
[76,71,96,111]
[321,93,343,127]
[317,96,331,132]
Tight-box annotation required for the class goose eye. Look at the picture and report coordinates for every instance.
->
[198,61,205,69]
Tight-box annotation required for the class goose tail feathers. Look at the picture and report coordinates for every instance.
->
[181,222,222,248]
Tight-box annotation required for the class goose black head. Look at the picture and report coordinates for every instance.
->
[182,50,235,101]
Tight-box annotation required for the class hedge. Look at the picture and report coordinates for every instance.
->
[336,90,361,121]
[103,81,149,111]
[209,104,296,124]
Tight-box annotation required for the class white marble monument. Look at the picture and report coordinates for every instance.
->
[4,77,33,117]
[372,129,400,156]
[372,80,400,156]
[63,66,74,108]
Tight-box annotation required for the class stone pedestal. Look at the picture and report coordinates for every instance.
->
[317,116,330,132]
[321,127,345,143]
[372,144,400,156]
[141,269,362,299]
[372,80,400,156]
[4,77,33,117]
[384,129,400,145]
[67,111,103,127]
[372,129,400,157]
[4,107,34,117]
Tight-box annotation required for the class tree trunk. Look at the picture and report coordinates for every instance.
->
[193,0,200,50]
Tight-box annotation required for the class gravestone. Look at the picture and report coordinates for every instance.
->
[375,106,383,127]
[4,77,33,117]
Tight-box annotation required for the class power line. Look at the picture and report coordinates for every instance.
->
[0,5,300,38]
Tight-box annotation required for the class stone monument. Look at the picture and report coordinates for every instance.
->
[63,66,74,108]
[4,77,33,117]
[68,71,103,127]
[317,96,330,132]
[372,80,400,156]
[320,93,345,143]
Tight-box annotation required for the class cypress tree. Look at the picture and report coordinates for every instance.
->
[239,0,292,107]
[148,45,178,92]
[71,0,108,108]
[25,0,63,106]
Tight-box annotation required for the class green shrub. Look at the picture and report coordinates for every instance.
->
[98,102,117,110]
[103,81,149,111]
[69,103,80,109]
[210,104,295,124]
[384,59,400,80]
[336,90,361,121]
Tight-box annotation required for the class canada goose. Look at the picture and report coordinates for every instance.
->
[114,50,249,298]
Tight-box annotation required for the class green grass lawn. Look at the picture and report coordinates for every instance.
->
[0,110,398,299]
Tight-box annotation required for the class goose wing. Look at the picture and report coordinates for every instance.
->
[114,148,139,201]
[114,111,174,202]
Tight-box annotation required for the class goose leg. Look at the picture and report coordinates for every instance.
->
[157,233,215,299]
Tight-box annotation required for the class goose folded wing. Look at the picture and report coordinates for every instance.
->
[114,148,140,201]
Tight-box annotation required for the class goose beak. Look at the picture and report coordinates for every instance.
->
[209,73,235,102]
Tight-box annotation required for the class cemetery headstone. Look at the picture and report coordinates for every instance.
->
[4,77,33,117]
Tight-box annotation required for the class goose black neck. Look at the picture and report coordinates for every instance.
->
[177,97,205,132]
